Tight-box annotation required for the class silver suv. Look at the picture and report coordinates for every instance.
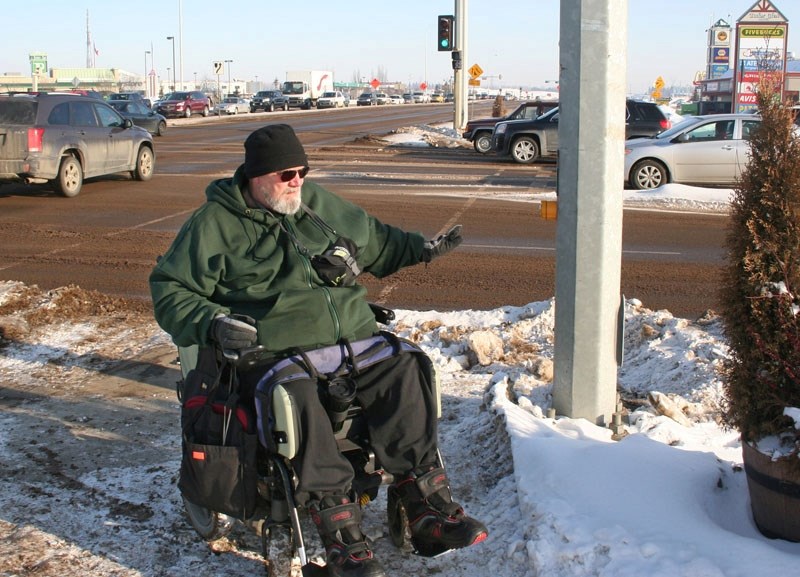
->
[0,93,155,197]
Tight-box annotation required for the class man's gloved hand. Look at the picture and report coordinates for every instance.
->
[421,225,463,263]
[210,314,258,350]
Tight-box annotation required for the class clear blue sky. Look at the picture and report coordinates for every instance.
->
[2,1,798,93]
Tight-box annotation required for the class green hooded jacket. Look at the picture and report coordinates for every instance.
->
[149,165,426,354]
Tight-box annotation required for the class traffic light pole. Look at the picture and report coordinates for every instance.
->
[453,0,468,131]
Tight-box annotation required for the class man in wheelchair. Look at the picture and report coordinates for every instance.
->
[150,124,487,577]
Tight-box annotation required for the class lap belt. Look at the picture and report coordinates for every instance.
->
[253,331,424,449]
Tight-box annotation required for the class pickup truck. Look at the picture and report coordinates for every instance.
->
[463,100,557,153]
[250,90,289,112]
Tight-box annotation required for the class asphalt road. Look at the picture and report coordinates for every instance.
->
[0,103,728,319]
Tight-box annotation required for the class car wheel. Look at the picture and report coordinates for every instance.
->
[54,155,83,198]
[132,146,154,181]
[631,159,668,190]
[202,106,209,117]
[156,120,166,136]
[283,102,289,111]
[474,133,493,154]
[184,108,192,118]
[268,103,275,112]
[510,136,540,164]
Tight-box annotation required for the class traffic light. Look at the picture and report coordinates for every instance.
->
[438,15,454,51]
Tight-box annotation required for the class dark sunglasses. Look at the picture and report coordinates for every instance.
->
[277,166,310,182]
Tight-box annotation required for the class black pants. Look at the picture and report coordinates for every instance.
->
[243,351,439,504]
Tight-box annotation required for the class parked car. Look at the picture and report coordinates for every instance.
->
[357,92,377,106]
[464,100,556,153]
[624,114,761,189]
[155,90,211,118]
[317,91,347,109]
[444,92,455,103]
[0,93,155,197]
[250,90,288,113]
[492,99,671,164]
[388,94,404,105]
[402,93,414,104]
[217,97,250,115]
[108,99,167,136]
[431,92,445,103]
[374,92,392,105]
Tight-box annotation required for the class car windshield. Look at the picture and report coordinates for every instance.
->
[652,116,702,139]
[168,92,190,100]
[322,92,337,98]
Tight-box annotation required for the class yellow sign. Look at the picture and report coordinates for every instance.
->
[468,64,483,79]
[654,76,665,89]
[468,78,481,86]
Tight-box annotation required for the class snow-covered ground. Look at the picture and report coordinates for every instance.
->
[1,124,798,577]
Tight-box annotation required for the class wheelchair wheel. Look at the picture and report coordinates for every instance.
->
[387,486,414,553]
[182,496,235,541]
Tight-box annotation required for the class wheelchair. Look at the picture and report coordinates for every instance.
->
[176,307,442,576]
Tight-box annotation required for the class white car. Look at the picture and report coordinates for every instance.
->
[317,91,347,109]
[374,92,392,105]
[388,94,404,105]
[217,97,250,115]
[412,91,430,103]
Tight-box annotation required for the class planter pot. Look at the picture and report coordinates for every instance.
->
[742,439,800,542]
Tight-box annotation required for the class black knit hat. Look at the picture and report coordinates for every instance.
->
[243,124,308,179]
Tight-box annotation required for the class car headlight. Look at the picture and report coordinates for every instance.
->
[496,123,507,135]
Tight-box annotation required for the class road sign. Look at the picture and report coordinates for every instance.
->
[213,61,223,75]
[468,64,483,79]
[420,82,427,90]
[468,78,481,87]
[370,78,380,89]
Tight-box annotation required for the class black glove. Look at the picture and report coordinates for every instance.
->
[421,225,463,263]
[210,314,258,350]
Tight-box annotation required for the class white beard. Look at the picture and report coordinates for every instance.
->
[268,191,302,215]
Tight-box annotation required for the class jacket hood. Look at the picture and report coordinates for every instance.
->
[205,164,251,216]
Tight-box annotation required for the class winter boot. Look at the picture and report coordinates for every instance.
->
[309,495,386,577]
[390,467,488,556]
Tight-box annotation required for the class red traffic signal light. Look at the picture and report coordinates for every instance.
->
[438,15,454,52]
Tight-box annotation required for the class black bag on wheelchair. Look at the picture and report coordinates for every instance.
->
[178,351,258,520]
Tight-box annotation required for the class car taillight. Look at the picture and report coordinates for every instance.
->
[660,119,671,130]
[28,127,44,152]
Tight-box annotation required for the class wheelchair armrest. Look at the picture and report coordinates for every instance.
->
[369,303,395,325]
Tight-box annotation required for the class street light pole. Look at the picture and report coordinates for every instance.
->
[166,36,176,91]
[225,59,233,95]
[194,72,197,89]
[144,50,150,96]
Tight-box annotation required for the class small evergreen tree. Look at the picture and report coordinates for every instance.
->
[720,74,800,443]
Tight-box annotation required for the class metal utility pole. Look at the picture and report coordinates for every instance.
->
[453,0,468,131]
[552,0,627,426]
[167,36,176,91]
[178,0,184,91]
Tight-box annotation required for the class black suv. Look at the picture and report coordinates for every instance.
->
[463,100,558,153]
[0,93,155,197]
[250,90,289,113]
[491,99,671,164]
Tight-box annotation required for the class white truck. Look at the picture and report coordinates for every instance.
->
[282,70,334,109]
